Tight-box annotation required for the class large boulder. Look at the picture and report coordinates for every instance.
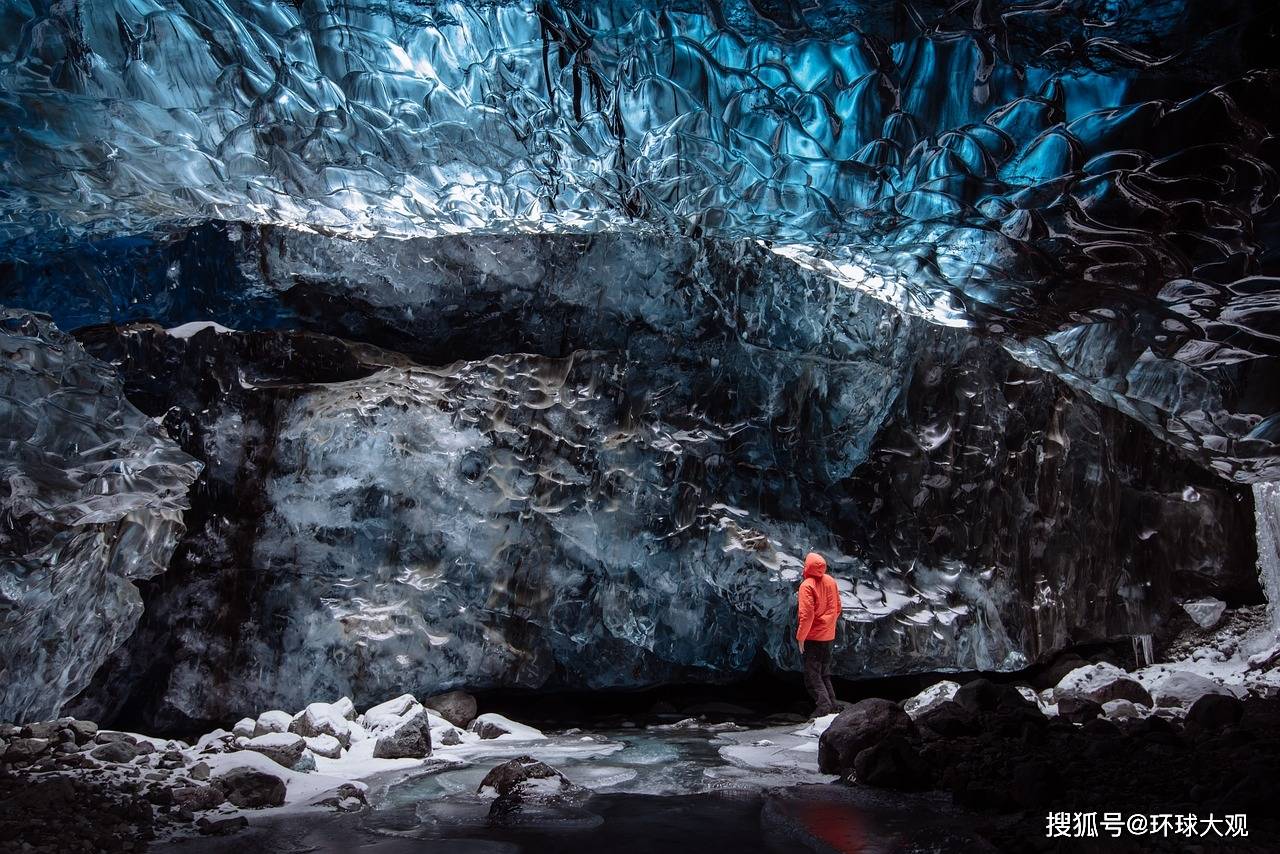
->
[1184,694,1244,735]
[253,710,294,736]
[289,701,353,748]
[362,694,419,730]
[1053,663,1152,706]
[916,701,979,737]
[89,740,138,764]
[852,736,932,791]
[818,699,916,775]
[239,733,306,769]
[372,709,432,759]
[1147,671,1235,708]
[424,691,478,728]
[1055,696,1103,724]
[218,768,286,808]
[479,755,585,818]
[953,679,1035,714]
[304,734,343,759]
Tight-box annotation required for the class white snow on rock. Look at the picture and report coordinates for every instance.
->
[304,734,343,759]
[902,681,959,719]
[1182,598,1228,629]
[254,710,294,736]
[203,746,367,809]
[291,700,353,745]
[362,694,420,730]
[469,713,547,741]
[231,718,256,738]
[1141,669,1240,708]
[1052,662,1142,703]
[1101,700,1143,720]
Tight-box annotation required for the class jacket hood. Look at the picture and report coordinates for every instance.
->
[803,552,827,579]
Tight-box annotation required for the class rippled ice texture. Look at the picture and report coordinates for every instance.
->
[0,309,201,721]
[0,0,1277,478]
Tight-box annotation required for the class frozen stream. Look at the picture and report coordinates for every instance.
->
[155,723,993,853]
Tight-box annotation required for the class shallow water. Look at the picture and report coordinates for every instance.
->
[155,729,990,854]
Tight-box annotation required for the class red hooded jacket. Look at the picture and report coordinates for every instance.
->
[796,552,840,642]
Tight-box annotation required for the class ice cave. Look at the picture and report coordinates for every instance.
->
[0,1,1278,852]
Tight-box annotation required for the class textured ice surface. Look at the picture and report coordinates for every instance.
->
[0,309,200,721]
[1,1,1277,478]
[67,237,1257,727]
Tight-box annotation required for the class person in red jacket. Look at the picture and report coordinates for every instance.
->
[796,551,841,716]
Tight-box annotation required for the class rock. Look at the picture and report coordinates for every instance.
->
[304,734,343,759]
[254,710,294,736]
[439,728,463,747]
[852,736,932,790]
[316,783,368,812]
[478,755,584,812]
[1148,671,1235,708]
[292,750,317,772]
[424,691,479,728]
[4,737,50,762]
[818,699,916,775]
[1184,694,1244,734]
[94,731,138,745]
[231,718,256,738]
[240,732,306,768]
[1181,597,1227,629]
[189,761,211,781]
[68,720,98,744]
[197,815,249,835]
[1055,696,1103,724]
[219,768,287,808]
[21,721,59,740]
[90,740,139,763]
[901,681,960,719]
[372,709,432,759]
[1101,699,1143,720]
[467,713,544,740]
[916,701,979,737]
[289,701,353,748]
[362,694,419,729]
[953,679,1034,714]
[1053,663,1153,706]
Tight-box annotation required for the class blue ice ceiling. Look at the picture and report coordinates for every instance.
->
[0,0,1277,478]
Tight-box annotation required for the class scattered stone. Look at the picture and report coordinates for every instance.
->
[1148,670,1235,708]
[240,732,306,768]
[316,783,368,812]
[218,767,287,808]
[953,679,1035,714]
[424,690,479,728]
[1101,699,1143,720]
[231,717,256,738]
[94,731,138,746]
[1182,597,1228,629]
[253,710,294,736]
[304,733,343,759]
[818,699,916,775]
[90,740,139,764]
[4,737,50,762]
[440,728,463,746]
[479,755,585,816]
[189,761,211,781]
[1185,694,1245,734]
[1053,663,1153,706]
[373,709,432,759]
[171,783,227,812]
[197,815,249,835]
[289,700,353,748]
[1055,696,1103,724]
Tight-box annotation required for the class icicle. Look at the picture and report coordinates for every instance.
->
[1253,482,1280,639]
[1130,634,1154,668]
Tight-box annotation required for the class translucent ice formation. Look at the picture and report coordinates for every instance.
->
[0,309,201,721]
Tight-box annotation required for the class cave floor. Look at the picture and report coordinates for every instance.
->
[151,729,992,854]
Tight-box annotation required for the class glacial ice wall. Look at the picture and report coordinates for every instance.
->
[67,236,1256,729]
[0,309,201,721]
[0,0,1277,478]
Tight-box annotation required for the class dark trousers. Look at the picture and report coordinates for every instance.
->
[802,639,837,715]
